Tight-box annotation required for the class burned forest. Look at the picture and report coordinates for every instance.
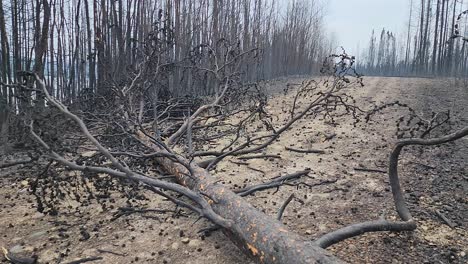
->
[0,1,467,264]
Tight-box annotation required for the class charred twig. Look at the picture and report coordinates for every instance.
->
[109,151,177,159]
[235,170,311,196]
[435,210,456,228]
[285,147,325,154]
[64,256,103,264]
[198,225,221,235]
[111,207,176,221]
[420,111,451,139]
[353,167,387,174]
[408,161,436,170]
[96,249,126,257]
[247,166,265,174]
[277,194,295,221]
[238,154,282,160]
[229,160,249,166]
[301,178,338,189]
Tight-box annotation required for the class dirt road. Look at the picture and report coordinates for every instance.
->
[1,77,467,264]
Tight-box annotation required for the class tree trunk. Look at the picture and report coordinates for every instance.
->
[405,0,414,70]
[447,0,458,74]
[417,0,425,71]
[33,0,50,79]
[84,0,95,92]
[0,0,11,84]
[438,0,446,73]
[421,0,432,72]
[139,134,343,264]
[432,0,441,74]
[0,109,8,151]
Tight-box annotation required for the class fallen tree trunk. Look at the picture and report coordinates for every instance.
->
[165,164,342,263]
[140,133,344,264]
[29,72,342,263]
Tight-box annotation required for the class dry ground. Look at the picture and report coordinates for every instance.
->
[1,76,467,264]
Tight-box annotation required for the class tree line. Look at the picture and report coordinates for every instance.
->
[359,0,468,77]
[0,0,333,114]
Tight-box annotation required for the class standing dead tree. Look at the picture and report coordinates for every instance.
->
[361,2,468,77]
[15,52,468,263]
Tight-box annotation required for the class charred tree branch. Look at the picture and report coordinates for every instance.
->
[277,194,295,221]
[314,126,468,248]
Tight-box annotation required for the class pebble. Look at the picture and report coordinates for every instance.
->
[181,238,190,244]
[81,151,97,157]
[9,245,24,254]
[171,242,179,250]
[305,230,313,235]
[82,248,96,256]
[29,230,48,239]
[188,239,201,248]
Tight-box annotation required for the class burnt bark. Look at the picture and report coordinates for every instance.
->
[140,133,343,264]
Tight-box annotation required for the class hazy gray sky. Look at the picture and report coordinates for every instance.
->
[326,0,410,55]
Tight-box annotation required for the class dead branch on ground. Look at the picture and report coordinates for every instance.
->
[314,125,468,248]
[285,147,326,154]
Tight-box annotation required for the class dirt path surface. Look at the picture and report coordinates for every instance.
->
[1,77,467,264]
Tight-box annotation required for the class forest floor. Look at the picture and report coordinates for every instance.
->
[0,76,467,264]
